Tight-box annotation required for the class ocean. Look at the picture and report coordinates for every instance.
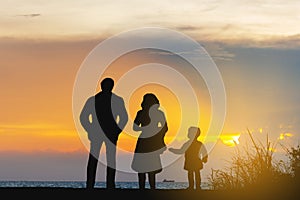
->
[0,181,212,190]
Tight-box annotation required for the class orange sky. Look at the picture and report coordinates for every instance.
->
[0,42,210,153]
[1,38,298,156]
[0,40,89,152]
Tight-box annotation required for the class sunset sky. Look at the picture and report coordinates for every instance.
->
[0,0,299,182]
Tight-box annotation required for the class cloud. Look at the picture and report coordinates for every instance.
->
[148,50,175,56]
[175,25,200,31]
[260,34,300,49]
[146,42,235,62]
[15,13,41,18]
[202,42,236,61]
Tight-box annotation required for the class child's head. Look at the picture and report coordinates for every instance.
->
[188,126,201,140]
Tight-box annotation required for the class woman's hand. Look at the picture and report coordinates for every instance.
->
[133,123,143,132]
[158,146,167,154]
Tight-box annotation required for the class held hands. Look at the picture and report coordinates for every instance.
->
[168,148,177,154]
[159,146,167,154]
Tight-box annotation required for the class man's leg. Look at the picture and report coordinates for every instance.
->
[86,142,101,189]
[106,166,116,189]
[106,140,117,189]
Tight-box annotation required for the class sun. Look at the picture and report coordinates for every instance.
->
[220,133,241,147]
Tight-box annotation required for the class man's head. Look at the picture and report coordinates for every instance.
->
[101,77,114,92]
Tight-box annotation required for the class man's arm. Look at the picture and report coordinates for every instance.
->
[79,96,95,133]
[116,97,128,131]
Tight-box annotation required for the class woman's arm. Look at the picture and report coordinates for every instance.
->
[133,123,143,131]
[133,111,143,131]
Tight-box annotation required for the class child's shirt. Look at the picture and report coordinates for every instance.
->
[184,140,207,171]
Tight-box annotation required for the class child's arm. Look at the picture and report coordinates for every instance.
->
[168,141,191,154]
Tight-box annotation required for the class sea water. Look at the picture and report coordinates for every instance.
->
[0,181,212,190]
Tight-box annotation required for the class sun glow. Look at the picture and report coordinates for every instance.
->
[278,132,293,140]
[220,133,241,147]
[268,147,276,152]
[0,123,84,152]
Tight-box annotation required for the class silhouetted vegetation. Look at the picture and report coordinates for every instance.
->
[208,128,299,191]
[284,144,300,182]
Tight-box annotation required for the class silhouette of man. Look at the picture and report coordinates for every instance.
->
[80,77,128,189]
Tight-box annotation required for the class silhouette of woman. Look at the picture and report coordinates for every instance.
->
[131,93,168,189]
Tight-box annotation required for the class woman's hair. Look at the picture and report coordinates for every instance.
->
[141,93,160,110]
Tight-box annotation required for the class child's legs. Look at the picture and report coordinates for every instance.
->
[187,170,194,189]
[195,170,201,189]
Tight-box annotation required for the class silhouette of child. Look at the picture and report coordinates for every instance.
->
[169,126,208,190]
